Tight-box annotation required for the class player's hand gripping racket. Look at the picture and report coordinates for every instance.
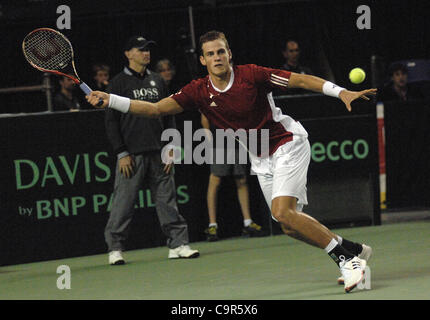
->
[22,27,103,106]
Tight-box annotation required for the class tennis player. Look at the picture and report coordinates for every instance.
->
[87,30,376,293]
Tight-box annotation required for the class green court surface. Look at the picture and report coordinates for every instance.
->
[1,221,429,300]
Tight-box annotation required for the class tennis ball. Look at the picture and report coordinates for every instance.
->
[349,68,366,84]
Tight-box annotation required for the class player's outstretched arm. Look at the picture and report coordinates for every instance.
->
[86,91,184,117]
[288,73,377,111]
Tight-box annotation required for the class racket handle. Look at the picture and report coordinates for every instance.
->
[79,82,104,107]
[79,82,92,95]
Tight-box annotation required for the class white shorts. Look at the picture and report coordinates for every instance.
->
[249,136,311,216]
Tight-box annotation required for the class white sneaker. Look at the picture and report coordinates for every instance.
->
[339,256,366,293]
[109,250,125,265]
[168,245,200,259]
[337,244,372,285]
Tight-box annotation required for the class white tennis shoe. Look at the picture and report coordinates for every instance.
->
[168,245,200,259]
[337,244,372,285]
[109,250,125,265]
[339,256,366,293]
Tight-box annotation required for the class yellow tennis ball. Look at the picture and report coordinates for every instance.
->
[349,68,366,84]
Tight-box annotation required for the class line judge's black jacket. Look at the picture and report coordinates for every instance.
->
[105,66,176,157]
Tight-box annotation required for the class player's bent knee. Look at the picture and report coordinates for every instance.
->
[271,207,297,227]
[280,223,295,236]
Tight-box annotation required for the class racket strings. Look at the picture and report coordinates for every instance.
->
[23,30,72,72]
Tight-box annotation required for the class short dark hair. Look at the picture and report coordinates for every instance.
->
[388,63,407,76]
[59,75,70,82]
[92,64,110,76]
[283,39,299,50]
[199,30,230,56]
[285,39,298,46]
[155,59,176,74]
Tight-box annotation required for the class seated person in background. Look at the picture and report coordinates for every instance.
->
[74,64,110,110]
[275,39,314,95]
[155,59,181,95]
[91,64,110,91]
[378,63,425,102]
[53,76,81,111]
[201,114,265,241]
[281,40,314,76]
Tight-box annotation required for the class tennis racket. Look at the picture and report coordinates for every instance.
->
[22,27,103,106]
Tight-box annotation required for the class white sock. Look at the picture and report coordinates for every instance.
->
[337,235,343,246]
[244,219,252,227]
[324,238,339,253]
[209,223,217,228]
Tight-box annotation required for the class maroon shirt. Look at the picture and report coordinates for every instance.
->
[171,64,308,156]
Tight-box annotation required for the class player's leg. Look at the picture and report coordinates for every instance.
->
[279,217,332,248]
[257,171,362,249]
[271,196,334,249]
[272,196,366,292]
[268,137,333,247]
[269,137,366,292]
[105,154,145,265]
[147,153,198,258]
[280,212,369,257]
[269,138,371,281]
[254,149,367,254]
[273,190,371,286]
[254,160,330,246]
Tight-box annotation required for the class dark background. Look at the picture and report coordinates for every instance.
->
[0,0,429,113]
